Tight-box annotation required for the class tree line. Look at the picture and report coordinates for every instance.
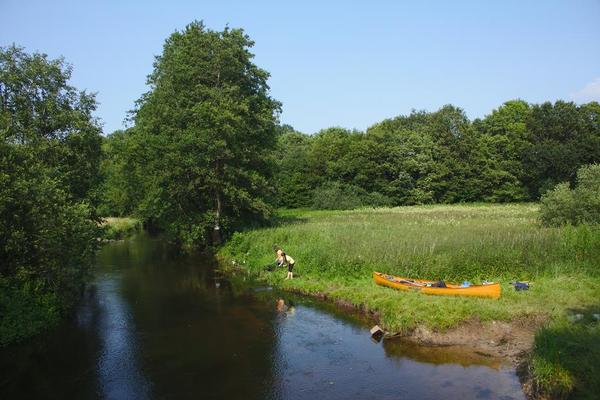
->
[269,101,600,210]
[101,98,600,218]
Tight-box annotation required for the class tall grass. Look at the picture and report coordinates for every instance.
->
[224,204,599,282]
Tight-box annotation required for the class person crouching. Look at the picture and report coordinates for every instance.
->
[276,249,295,280]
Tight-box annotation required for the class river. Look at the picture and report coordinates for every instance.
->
[0,233,525,399]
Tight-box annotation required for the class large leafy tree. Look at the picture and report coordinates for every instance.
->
[522,101,600,198]
[0,46,100,344]
[131,21,281,246]
[474,100,531,202]
[366,123,437,205]
[0,45,102,205]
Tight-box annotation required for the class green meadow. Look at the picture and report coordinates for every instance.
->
[219,203,600,398]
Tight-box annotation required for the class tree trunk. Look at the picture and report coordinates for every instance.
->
[211,189,222,245]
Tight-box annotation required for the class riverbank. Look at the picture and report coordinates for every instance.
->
[218,204,600,399]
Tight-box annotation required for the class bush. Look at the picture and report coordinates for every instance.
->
[0,278,61,346]
[576,164,600,223]
[311,182,393,210]
[312,182,363,210]
[540,164,600,226]
[0,145,98,345]
[363,191,394,208]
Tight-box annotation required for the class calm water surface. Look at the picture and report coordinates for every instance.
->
[0,234,525,399]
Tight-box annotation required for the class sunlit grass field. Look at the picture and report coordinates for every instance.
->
[219,203,600,397]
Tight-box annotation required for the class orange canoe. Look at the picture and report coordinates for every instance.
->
[373,272,501,299]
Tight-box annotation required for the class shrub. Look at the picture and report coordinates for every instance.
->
[363,191,394,208]
[0,278,61,346]
[312,182,363,210]
[540,164,600,226]
[311,182,393,210]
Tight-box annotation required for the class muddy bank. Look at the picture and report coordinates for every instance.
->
[395,317,544,364]
[287,287,542,363]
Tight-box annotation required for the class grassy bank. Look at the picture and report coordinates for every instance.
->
[218,204,600,398]
[99,217,142,240]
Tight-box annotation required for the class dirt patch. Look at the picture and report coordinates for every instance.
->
[391,316,546,366]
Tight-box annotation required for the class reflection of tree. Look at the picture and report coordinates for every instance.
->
[382,339,503,369]
[0,282,104,398]
[114,235,278,400]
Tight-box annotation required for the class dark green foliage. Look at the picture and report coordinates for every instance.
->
[127,21,281,247]
[312,182,392,210]
[540,164,600,226]
[311,182,362,210]
[0,278,61,346]
[97,130,144,217]
[273,130,314,208]
[0,46,101,345]
[522,101,600,199]
[0,45,103,206]
[272,100,600,209]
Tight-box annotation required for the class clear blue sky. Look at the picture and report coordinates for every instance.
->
[2,0,599,135]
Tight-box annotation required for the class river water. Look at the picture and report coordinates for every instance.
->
[0,234,525,399]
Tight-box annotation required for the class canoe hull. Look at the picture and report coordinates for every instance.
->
[373,272,501,299]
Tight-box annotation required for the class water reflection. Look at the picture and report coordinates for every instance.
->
[0,233,525,400]
[383,339,505,369]
[95,276,150,399]
[270,303,524,400]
